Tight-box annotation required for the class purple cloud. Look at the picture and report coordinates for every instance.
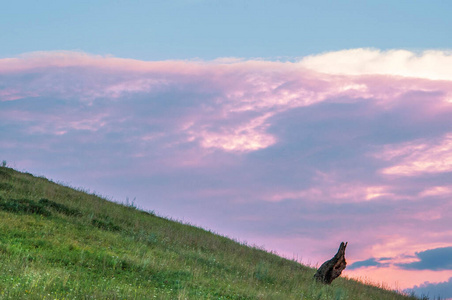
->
[398,247,452,271]
[348,258,390,270]
[407,277,452,300]
[1,49,452,293]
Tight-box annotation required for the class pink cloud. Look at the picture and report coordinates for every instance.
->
[419,186,452,197]
[2,50,452,154]
[266,184,397,203]
[376,133,452,176]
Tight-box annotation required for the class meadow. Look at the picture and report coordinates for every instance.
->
[0,165,424,299]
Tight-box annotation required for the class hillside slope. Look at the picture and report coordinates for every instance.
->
[0,166,418,299]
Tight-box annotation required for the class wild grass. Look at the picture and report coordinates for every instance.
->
[0,165,423,299]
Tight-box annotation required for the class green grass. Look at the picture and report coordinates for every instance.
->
[0,166,421,299]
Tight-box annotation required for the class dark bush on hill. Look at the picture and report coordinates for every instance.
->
[0,197,51,216]
[91,218,121,232]
[38,198,82,217]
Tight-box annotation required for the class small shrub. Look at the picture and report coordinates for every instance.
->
[91,218,121,231]
[38,198,82,217]
[0,198,51,216]
[334,288,347,300]
[254,261,275,284]
[0,182,13,191]
[147,233,159,245]
[0,169,12,180]
[140,209,156,216]
[135,230,159,245]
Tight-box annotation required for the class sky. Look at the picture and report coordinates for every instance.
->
[1,1,452,299]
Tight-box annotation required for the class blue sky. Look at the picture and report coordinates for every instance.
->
[2,1,452,60]
[1,1,452,298]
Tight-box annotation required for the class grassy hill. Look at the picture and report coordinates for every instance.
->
[0,165,420,299]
